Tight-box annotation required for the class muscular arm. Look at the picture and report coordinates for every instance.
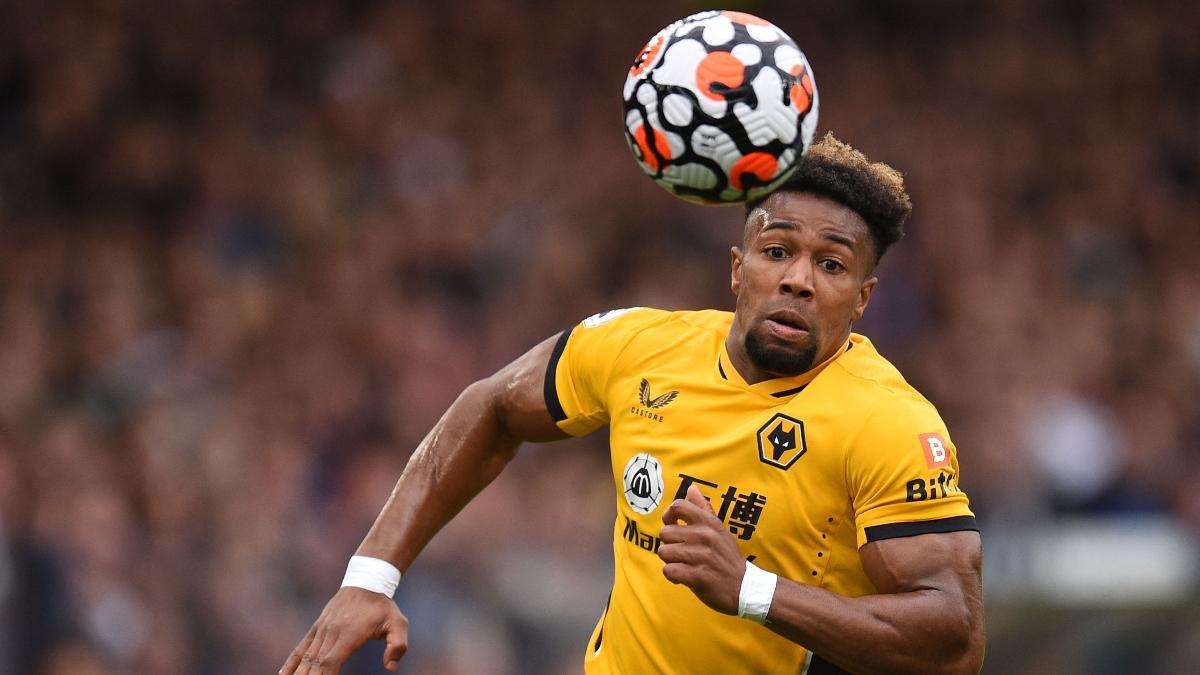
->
[764,531,984,675]
[659,487,984,675]
[282,334,567,674]
[356,333,568,569]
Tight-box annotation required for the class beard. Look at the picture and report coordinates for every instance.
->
[744,324,819,377]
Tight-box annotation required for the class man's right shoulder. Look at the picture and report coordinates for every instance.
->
[571,307,730,341]
[547,307,726,434]
[577,307,658,330]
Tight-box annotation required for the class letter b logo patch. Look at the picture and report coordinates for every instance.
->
[919,433,951,469]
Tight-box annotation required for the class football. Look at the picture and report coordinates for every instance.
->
[622,10,819,205]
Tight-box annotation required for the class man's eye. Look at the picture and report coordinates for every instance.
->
[765,247,787,259]
[820,259,844,272]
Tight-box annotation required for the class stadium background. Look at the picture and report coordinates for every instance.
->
[1,0,1197,672]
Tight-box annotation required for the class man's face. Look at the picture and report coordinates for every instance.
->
[727,192,878,384]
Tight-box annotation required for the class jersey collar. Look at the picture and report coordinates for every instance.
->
[716,334,853,399]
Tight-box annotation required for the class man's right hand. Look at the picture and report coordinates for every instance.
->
[281,587,409,674]
[280,334,568,674]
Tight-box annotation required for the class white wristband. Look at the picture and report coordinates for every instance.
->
[341,555,402,598]
[737,560,777,624]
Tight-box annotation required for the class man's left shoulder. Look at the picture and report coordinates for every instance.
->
[820,334,944,429]
[829,334,927,397]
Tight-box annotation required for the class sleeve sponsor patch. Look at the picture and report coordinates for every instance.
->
[919,432,951,469]
[906,471,961,502]
[848,398,973,549]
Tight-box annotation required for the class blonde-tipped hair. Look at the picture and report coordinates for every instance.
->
[746,133,912,263]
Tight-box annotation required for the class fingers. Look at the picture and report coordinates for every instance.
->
[382,633,408,670]
[661,518,728,548]
[382,609,410,671]
[662,493,717,527]
[295,628,359,675]
[659,523,687,543]
[685,484,715,513]
[293,628,329,675]
[295,654,338,675]
[283,590,410,675]
[657,542,695,564]
[282,625,317,674]
[662,561,693,585]
[314,630,354,675]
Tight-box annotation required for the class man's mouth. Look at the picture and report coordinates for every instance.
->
[764,310,810,339]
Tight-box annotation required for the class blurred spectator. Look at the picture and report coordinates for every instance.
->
[0,1,1196,672]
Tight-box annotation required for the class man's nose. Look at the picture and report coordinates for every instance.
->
[778,259,815,299]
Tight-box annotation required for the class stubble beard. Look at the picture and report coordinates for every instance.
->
[744,325,819,377]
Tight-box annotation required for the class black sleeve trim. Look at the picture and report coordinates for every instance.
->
[807,653,852,674]
[864,515,978,543]
[543,326,574,422]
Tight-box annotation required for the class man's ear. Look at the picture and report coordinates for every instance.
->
[730,246,744,297]
[852,276,878,321]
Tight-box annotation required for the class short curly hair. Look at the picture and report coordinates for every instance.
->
[744,133,912,265]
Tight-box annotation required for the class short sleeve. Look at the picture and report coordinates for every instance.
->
[848,395,977,548]
[544,308,657,437]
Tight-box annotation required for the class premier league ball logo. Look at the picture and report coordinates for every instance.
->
[622,453,665,514]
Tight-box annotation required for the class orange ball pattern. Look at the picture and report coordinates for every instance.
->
[622,10,818,204]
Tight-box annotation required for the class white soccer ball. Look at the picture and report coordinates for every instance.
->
[622,10,819,205]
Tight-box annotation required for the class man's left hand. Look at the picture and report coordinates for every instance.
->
[658,484,747,615]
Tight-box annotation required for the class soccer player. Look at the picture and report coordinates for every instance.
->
[281,135,984,675]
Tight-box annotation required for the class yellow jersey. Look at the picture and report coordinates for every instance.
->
[545,308,977,674]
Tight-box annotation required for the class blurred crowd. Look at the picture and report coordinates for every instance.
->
[0,0,1197,673]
